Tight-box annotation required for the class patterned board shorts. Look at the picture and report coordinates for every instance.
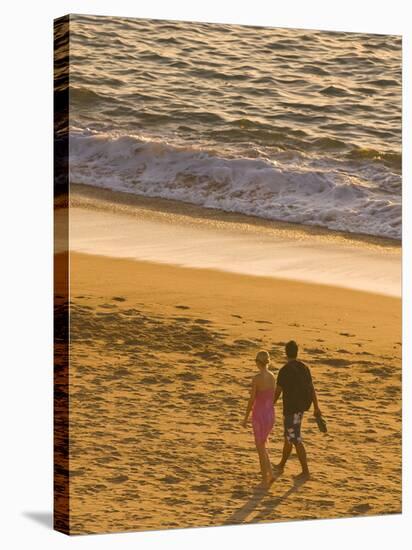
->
[284,412,304,443]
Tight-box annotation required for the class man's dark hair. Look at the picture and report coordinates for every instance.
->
[285,340,298,359]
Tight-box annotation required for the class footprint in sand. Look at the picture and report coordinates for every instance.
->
[365,365,392,378]
[317,499,335,508]
[122,437,138,444]
[140,375,158,385]
[195,350,223,360]
[351,503,372,514]
[107,475,129,484]
[304,347,325,355]
[112,368,130,378]
[231,488,249,499]
[233,339,259,348]
[177,371,202,382]
[96,456,118,465]
[112,296,126,302]
[175,305,190,310]
[223,396,239,406]
[161,475,181,484]
[192,483,210,493]
[93,484,107,491]
[321,358,351,367]
[70,468,86,477]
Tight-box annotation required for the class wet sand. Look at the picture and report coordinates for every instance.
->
[66,183,401,297]
[61,250,402,535]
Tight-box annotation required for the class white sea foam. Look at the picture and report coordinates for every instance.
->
[69,131,401,240]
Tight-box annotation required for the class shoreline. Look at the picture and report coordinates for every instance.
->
[70,182,401,249]
[60,183,402,298]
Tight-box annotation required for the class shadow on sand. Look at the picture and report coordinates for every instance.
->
[225,476,307,525]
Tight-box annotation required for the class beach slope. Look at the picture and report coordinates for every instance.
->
[66,251,401,534]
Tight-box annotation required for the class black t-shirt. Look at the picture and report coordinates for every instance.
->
[276,360,313,415]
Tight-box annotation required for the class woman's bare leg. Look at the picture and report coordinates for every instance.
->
[264,447,274,482]
[256,445,267,481]
[275,438,293,472]
[256,444,272,485]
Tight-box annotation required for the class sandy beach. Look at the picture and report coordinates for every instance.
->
[56,189,401,535]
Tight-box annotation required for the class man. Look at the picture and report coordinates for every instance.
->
[273,340,321,480]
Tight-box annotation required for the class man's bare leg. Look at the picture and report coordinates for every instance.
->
[275,438,293,472]
[294,441,310,478]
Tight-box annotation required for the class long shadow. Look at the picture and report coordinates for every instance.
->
[223,485,270,525]
[250,481,303,523]
[22,511,53,529]
[224,477,306,526]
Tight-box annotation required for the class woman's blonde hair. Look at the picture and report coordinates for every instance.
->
[256,350,270,366]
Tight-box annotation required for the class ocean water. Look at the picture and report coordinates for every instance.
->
[65,15,402,239]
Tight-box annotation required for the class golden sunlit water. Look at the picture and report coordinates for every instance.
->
[60,15,401,238]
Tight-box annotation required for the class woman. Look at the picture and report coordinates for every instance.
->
[242,350,276,487]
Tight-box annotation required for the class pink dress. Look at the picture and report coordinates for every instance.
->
[252,387,275,445]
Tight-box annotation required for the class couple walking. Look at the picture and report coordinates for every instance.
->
[242,340,321,487]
